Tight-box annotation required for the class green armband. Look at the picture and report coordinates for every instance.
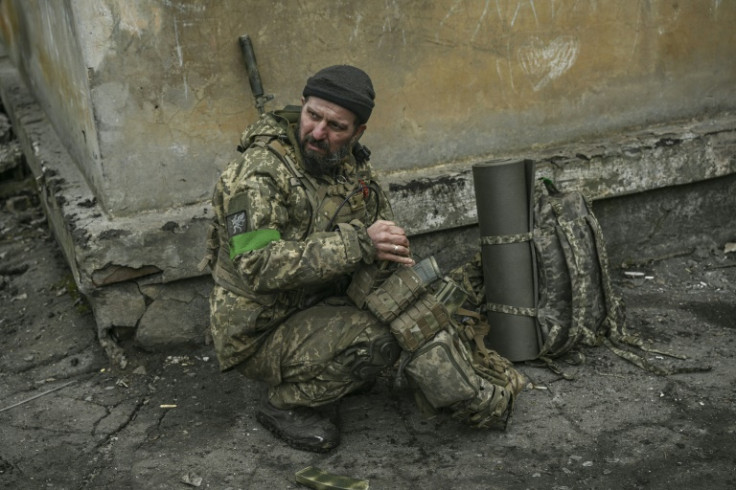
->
[229,228,281,260]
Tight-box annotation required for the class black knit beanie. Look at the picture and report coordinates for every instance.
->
[302,65,375,124]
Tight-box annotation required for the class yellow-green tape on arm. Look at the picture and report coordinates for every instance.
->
[229,229,281,260]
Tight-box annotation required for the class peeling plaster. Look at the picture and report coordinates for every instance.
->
[2,0,736,348]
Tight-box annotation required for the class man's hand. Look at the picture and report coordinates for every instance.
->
[367,220,415,265]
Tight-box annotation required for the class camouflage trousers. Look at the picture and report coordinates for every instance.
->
[240,296,399,409]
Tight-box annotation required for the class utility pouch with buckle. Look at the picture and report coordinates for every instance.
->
[405,329,479,408]
[346,262,394,309]
[390,293,449,352]
[364,256,441,323]
[389,278,468,352]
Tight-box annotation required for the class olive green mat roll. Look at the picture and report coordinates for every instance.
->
[472,159,540,361]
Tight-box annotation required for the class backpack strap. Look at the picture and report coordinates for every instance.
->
[536,186,609,357]
[479,231,537,318]
[556,214,597,350]
[582,209,625,333]
[480,232,533,246]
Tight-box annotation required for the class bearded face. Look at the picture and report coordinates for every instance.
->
[297,96,365,177]
[298,130,352,176]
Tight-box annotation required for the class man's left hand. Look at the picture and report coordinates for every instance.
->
[367,220,415,266]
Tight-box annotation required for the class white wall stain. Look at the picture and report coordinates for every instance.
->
[75,1,114,71]
[76,0,168,70]
[511,1,522,26]
[436,0,464,43]
[472,0,492,42]
[506,45,516,91]
[114,1,151,38]
[518,36,579,91]
[510,0,540,26]
[529,0,539,24]
[440,0,464,26]
[168,143,189,159]
[494,0,505,24]
[173,17,188,100]
[173,17,183,67]
[378,0,406,48]
[629,2,645,67]
[496,58,504,83]
[160,0,206,14]
[378,17,389,47]
[510,0,539,26]
[349,12,363,43]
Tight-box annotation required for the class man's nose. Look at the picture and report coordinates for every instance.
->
[311,121,328,140]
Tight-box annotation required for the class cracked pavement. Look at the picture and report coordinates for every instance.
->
[1,149,735,489]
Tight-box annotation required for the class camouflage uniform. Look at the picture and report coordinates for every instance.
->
[206,107,398,408]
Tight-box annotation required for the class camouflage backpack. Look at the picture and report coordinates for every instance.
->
[536,179,713,375]
[531,179,625,368]
[452,179,695,376]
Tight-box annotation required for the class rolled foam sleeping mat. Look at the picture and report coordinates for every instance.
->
[472,158,540,361]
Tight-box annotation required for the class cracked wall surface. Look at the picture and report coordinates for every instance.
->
[0,1,734,352]
[1,0,734,216]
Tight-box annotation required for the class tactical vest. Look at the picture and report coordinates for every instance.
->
[203,107,380,303]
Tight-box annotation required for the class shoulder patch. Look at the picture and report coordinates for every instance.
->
[226,211,248,238]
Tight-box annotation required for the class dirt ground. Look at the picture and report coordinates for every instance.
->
[1,133,735,489]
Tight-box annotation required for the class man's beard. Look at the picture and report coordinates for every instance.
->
[299,133,352,177]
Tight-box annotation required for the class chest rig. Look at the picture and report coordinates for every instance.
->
[249,107,378,237]
[204,108,380,300]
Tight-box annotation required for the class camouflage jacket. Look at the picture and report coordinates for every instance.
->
[206,107,394,370]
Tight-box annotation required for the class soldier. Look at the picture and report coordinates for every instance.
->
[205,65,414,452]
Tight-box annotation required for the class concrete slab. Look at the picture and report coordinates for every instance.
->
[1,160,734,489]
[2,39,736,359]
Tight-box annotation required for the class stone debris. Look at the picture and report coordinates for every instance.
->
[181,473,203,487]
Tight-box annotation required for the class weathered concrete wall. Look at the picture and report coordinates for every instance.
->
[394,114,736,236]
[1,1,734,216]
[0,0,735,357]
[0,0,99,203]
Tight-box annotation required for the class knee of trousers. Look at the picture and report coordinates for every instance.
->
[344,332,401,381]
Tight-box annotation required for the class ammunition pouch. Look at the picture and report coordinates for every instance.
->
[365,267,428,323]
[347,255,523,429]
[390,292,449,352]
[346,262,394,309]
[389,276,470,351]
[363,257,441,323]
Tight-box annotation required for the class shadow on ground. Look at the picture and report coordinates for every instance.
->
[1,139,735,489]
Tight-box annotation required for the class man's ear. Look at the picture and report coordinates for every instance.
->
[353,124,367,143]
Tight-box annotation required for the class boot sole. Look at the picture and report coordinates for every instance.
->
[255,410,339,453]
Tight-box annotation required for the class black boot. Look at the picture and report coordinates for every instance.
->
[256,400,340,453]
